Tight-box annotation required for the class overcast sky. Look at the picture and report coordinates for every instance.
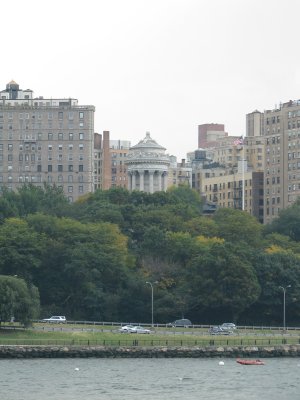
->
[2,0,300,158]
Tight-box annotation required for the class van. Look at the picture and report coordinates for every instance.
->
[167,319,192,328]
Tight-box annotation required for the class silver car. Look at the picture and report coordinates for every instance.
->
[128,326,151,334]
[42,316,66,323]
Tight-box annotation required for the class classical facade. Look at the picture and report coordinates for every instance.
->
[125,132,170,193]
[0,81,95,202]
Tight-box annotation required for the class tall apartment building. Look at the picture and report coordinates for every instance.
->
[168,156,192,187]
[0,81,95,202]
[94,131,111,191]
[247,100,300,224]
[110,139,130,188]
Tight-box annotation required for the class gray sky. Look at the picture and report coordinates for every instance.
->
[3,0,300,158]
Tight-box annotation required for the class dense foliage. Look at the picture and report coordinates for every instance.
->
[0,184,300,326]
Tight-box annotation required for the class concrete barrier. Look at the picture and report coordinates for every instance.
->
[0,344,300,358]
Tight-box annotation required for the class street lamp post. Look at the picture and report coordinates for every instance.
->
[146,281,158,327]
[279,285,291,330]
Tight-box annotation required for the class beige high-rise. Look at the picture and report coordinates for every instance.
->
[247,100,300,224]
[0,81,95,202]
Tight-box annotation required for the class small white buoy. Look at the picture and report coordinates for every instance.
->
[74,367,80,371]
[219,361,225,366]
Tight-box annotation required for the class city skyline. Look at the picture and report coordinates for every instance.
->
[3,0,300,158]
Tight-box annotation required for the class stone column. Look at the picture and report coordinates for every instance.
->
[127,172,131,191]
[162,171,168,191]
[157,172,162,191]
[138,170,144,191]
[132,171,136,190]
[149,171,154,193]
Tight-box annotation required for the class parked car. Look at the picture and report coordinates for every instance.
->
[128,326,151,334]
[220,322,237,330]
[167,319,192,328]
[42,316,66,323]
[118,325,135,333]
[208,326,231,335]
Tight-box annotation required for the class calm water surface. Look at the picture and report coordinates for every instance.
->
[0,357,299,400]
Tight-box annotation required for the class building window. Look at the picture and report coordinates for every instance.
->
[58,112,63,120]
[69,133,73,140]
[58,165,63,172]
[58,175,63,182]
[48,133,53,140]
[58,133,63,140]
[48,165,52,172]
[37,165,42,172]
[68,175,73,182]
[68,186,73,193]
[79,112,84,119]
[79,133,84,140]
[79,164,84,172]
[79,185,83,193]
[58,144,63,151]
[68,165,73,172]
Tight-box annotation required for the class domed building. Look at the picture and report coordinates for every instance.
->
[125,132,170,193]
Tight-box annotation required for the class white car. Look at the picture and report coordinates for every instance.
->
[128,326,151,334]
[119,325,135,333]
[42,316,66,323]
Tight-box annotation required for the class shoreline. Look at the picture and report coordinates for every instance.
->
[0,344,300,358]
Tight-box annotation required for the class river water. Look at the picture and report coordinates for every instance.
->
[0,357,299,400]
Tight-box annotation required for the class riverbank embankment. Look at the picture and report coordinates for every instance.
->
[0,344,300,358]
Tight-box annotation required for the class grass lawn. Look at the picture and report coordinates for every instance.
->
[0,324,299,347]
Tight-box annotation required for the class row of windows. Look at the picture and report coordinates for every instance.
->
[0,175,84,184]
[266,116,280,124]
[1,164,84,173]
[266,177,280,184]
[266,207,280,216]
[266,197,280,205]
[0,111,85,120]
[0,121,85,130]
[0,143,85,151]
[205,180,251,191]
[0,154,85,163]
[0,132,85,140]
[266,137,280,144]
[288,162,300,170]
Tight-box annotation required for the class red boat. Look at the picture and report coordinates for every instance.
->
[236,359,265,365]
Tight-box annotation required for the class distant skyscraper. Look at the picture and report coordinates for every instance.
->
[198,123,228,148]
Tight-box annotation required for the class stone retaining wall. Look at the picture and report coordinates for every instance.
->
[0,345,300,358]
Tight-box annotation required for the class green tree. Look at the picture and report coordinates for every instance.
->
[0,275,40,326]
[186,242,261,321]
[0,218,46,280]
[265,199,300,241]
[213,208,263,247]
